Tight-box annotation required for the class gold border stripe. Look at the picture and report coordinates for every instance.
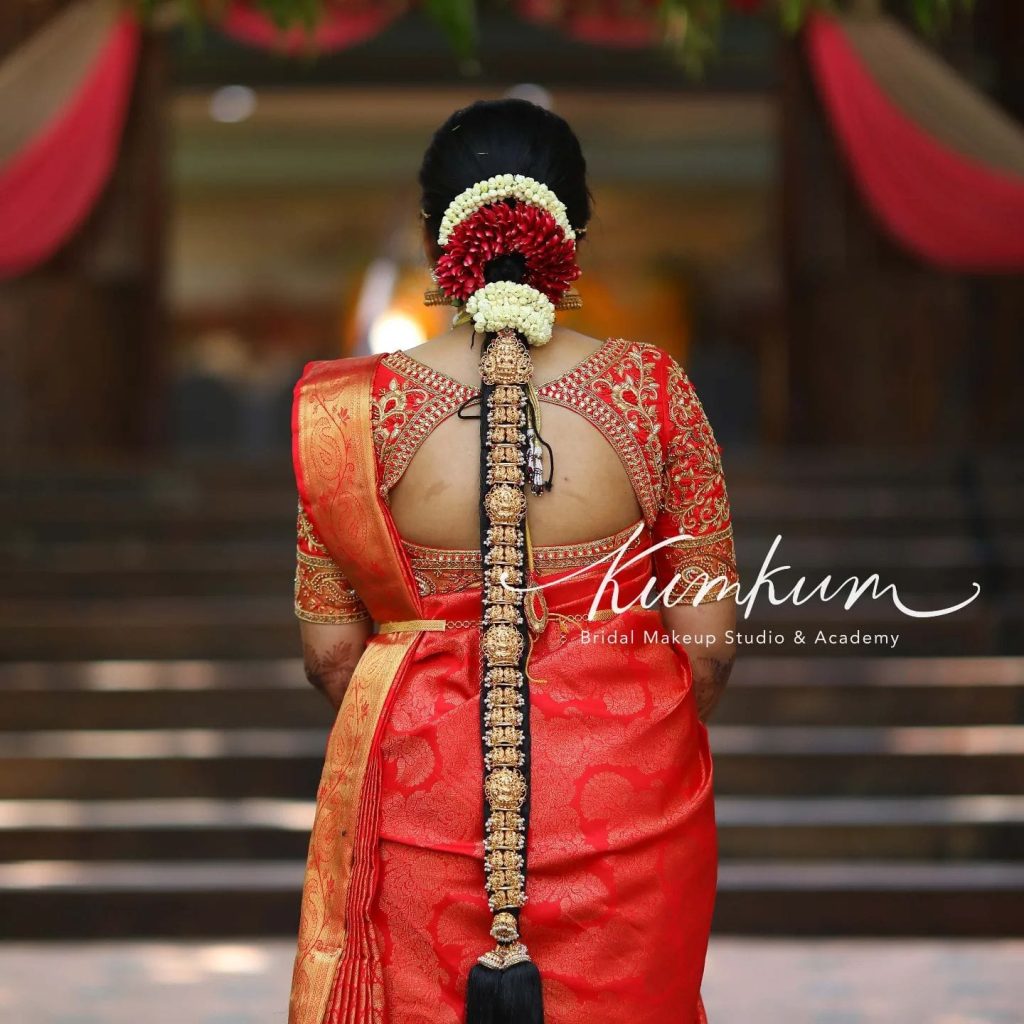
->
[288,632,417,1024]
[378,619,448,634]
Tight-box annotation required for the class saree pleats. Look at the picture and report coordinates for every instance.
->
[289,632,420,1024]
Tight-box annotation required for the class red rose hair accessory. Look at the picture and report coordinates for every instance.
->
[434,200,581,305]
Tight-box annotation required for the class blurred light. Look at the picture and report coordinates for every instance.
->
[353,258,399,347]
[197,944,271,975]
[368,311,426,354]
[191,328,249,379]
[209,85,256,123]
[505,84,552,110]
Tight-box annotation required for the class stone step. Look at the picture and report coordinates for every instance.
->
[728,604,1012,656]
[0,686,330,731]
[2,535,1015,567]
[5,449,1022,484]
[1,796,1020,863]
[3,679,1017,730]
[720,449,1024,483]
[0,596,296,660]
[0,568,291,600]
[708,726,1024,796]
[709,725,1024,755]
[5,656,1021,688]
[4,474,1021,512]
[0,858,1019,938]
[714,796,1024,861]
[1,541,1013,597]
[711,861,1024,936]
[3,485,1022,551]
[1,597,1016,658]
[5,511,1020,548]
[714,684,1023,727]
[718,656,1024,725]
[1,657,1020,729]
[1,726,1021,799]
[728,486,1023,521]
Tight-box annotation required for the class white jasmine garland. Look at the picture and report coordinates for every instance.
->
[464,281,556,347]
[438,173,576,247]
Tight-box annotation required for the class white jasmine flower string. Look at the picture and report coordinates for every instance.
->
[464,282,557,348]
[438,174,576,247]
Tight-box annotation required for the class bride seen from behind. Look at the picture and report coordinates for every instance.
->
[291,97,738,1024]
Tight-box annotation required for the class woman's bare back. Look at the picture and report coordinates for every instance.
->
[387,323,644,550]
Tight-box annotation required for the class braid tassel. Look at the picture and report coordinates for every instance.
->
[465,327,545,1024]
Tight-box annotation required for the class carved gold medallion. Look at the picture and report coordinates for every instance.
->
[479,329,534,386]
[484,767,527,811]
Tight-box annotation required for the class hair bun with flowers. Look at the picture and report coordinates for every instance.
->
[432,173,581,348]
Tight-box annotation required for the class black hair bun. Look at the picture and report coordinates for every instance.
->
[483,252,528,285]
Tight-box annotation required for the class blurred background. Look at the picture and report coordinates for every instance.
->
[0,1,1022,1021]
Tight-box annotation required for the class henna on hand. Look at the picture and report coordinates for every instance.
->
[303,639,359,709]
[692,653,735,722]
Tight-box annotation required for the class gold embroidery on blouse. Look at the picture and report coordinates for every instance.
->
[375,340,626,502]
[402,519,646,597]
[294,549,370,624]
[536,338,662,526]
[369,341,738,605]
[373,354,474,498]
[661,359,731,537]
[656,359,738,602]
[296,501,329,556]
[657,528,736,598]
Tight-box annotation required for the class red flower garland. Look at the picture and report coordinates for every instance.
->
[434,200,581,303]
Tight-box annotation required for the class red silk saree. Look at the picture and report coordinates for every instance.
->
[290,339,736,1024]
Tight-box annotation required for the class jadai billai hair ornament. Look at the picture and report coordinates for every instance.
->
[424,173,585,1024]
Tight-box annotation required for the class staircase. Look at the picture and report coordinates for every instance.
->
[1,453,1021,937]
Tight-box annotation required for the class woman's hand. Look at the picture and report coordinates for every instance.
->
[660,596,737,721]
[299,620,373,710]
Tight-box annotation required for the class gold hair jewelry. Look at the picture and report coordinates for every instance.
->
[555,288,582,311]
[424,285,582,312]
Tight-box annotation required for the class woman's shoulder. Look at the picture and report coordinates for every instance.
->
[601,338,709,448]
[534,331,682,388]
[625,339,698,398]
[599,337,691,405]
[622,336,682,369]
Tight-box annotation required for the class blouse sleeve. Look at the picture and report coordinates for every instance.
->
[294,500,371,624]
[651,358,739,605]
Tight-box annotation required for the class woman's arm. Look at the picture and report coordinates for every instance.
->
[299,620,373,710]
[652,355,740,722]
[293,498,373,709]
[661,596,737,722]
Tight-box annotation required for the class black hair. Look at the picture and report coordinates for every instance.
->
[418,98,593,280]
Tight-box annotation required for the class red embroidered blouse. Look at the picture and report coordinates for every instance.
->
[294,337,738,623]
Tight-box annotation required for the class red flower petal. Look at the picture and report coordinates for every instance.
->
[434,199,581,303]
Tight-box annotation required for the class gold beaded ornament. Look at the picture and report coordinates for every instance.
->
[477,327,534,971]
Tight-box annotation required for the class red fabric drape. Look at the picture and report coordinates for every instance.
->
[516,0,660,47]
[220,2,404,55]
[518,1,765,47]
[806,13,1024,272]
[0,15,139,279]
